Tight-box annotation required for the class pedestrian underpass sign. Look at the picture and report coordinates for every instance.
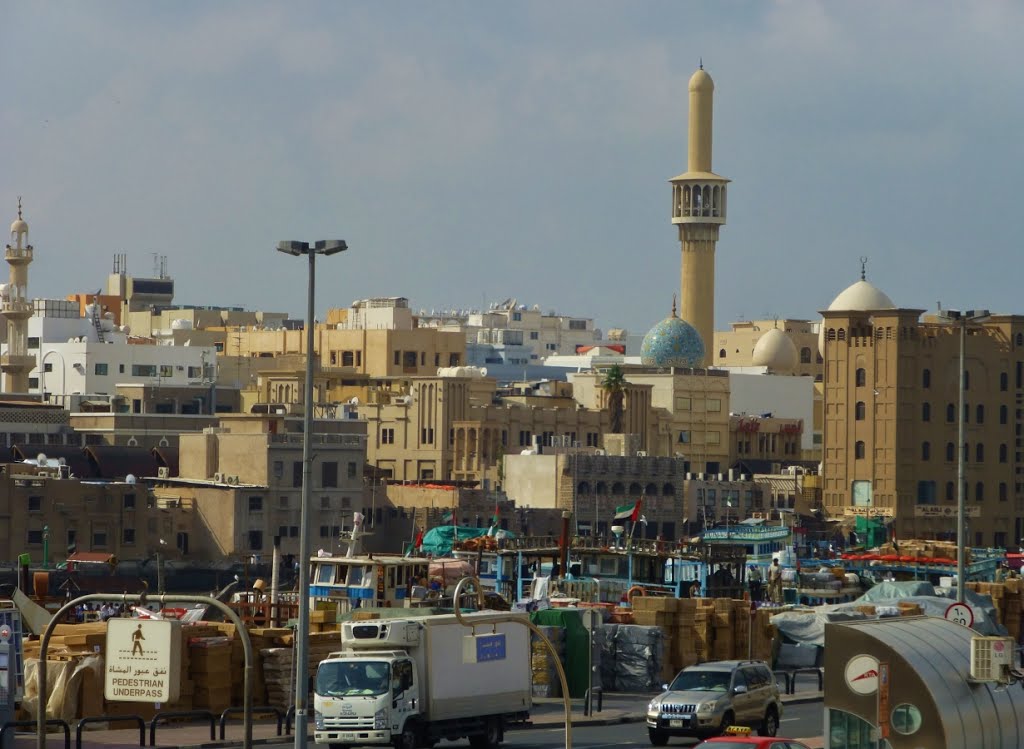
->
[104,619,181,702]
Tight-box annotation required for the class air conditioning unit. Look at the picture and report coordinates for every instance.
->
[213,472,225,483]
[636,451,648,458]
[227,475,240,485]
[970,636,1015,683]
[157,467,170,479]
[594,449,605,456]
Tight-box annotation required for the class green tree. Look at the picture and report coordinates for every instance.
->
[601,365,626,433]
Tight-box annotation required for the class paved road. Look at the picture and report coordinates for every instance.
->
[254,702,824,749]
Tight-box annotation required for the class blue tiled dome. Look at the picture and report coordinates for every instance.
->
[641,312,705,368]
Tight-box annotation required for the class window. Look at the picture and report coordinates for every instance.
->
[188,366,202,378]
[273,461,284,479]
[248,496,263,512]
[677,397,692,411]
[393,351,400,365]
[321,462,338,488]
[123,493,136,509]
[27,529,43,545]
[342,351,354,366]
[1000,483,1009,502]
[347,462,358,479]
[945,481,955,501]
[248,530,263,550]
[921,442,931,460]
[977,405,985,424]
[94,363,109,376]
[28,495,42,512]
[922,402,931,422]
[976,443,984,463]
[530,332,539,340]
[27,337,40,349]
[279,495,290,508]
[160,365,173,378]
[707,398,722,412]
[855,401,866,420]
[93,528,107,547]
[707,431,721,445]
[320,496,332,510]
[42,361,54,372]
[1002,372,1009,391]
[381,427,395,444]
[976,482,985,502]
[855,441,865,459]
[964,370,970,390]
[855,368,866,386]
[1002,405,1009,425]
[946,403,955,423]
[922,369,931,388]
[719,348,727,359]
[119,364,125,373]
[1001,444,1008,463]
[132,364,157,377]
[293,461,302,487]
[800,347,811,364]
[122,528,135,544]
[916,481,936,505]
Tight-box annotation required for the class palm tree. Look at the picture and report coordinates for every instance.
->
[601,365,626,433]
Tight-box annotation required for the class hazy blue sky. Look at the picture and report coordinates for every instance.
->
[3,2,1022,335]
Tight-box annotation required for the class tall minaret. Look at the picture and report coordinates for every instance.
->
[2,198,36,393]
[670,64,730,367]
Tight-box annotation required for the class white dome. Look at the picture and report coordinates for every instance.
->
[170,319,194,330]
[827,280,895,312]
[752,329,798,373]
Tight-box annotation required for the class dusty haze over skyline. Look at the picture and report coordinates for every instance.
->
[3,2,1022,334]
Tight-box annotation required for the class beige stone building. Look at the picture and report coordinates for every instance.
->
[714,319,822,379]
[170,413,367,557]
[729,414,804,464]
[821,276,1024,547]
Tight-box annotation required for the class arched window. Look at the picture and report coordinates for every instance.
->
[945,481,955,501]
[800,347,811,364]
[1001,405,1009,425]
[922,369,931,388]
[1000,444,1008,463]
[921,442,931,460]
[629,482,643,495]
[595,481,608,495]
[946,403,955,423]
[577,481,590,496]
[838,329,847,341]
[719,348,727,359]
[611,482,625,496]
[855,402,866,420]
[645,483,658,496]
[662,483,675,496]
[1017,333,1024,346]
[976,405,985,424]
[855,441,865,459]
[975,482,984,502]
[976,443,984,463]
[922,402,931,422]
[855,368,866,386]
[1001,372,1009,391]
[827,328,836,341]
[1000,483,1008,501]
[964,370,970,390]
[946,442,955,461]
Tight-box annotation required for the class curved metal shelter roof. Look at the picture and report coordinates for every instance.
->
[11,444,94,478]
[83,445,160,480]
[827,616,1024,749]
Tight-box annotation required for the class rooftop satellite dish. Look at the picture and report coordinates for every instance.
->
[37,453,47,464]
[349,397,360,405]
[126,474,137,484]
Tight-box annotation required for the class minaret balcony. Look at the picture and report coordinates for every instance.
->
[0,353,35,372]
[0,299,33,318]
[670,176,729,225]
[4,245,34,264]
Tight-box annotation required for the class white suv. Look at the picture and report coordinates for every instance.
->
[646,660,782,742]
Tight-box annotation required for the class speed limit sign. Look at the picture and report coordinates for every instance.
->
[945,602,975,627]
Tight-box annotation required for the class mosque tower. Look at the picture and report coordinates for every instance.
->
[2,198,36,393]
[670,63,729,367]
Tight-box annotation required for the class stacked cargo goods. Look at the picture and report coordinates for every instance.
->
[529,625,564,698]
[968,580,1024,641]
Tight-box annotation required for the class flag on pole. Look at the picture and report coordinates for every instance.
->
[414,527,424,549]
[614,499,642,523]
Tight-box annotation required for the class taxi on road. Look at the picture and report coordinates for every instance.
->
[693,725,812,748]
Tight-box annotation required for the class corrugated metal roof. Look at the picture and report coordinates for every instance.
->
[844,617,1024,748]
[83,445,160,480]
[11,444,95,478]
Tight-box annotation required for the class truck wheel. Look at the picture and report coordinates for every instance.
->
[647,728,668,746]
[396,722,419,749]
[469,719,501,749]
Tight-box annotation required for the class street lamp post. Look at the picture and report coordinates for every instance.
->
[940,308,990,604]
[277,239,348,749]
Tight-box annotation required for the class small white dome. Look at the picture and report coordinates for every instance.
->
[827,280,895,312]
[752,329,798,373]
[170,319,193,330]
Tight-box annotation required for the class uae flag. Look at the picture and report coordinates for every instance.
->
[613,500,642,523]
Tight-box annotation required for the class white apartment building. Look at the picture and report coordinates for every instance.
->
[7,299,217,407]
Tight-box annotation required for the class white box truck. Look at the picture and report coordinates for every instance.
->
[313,613,532,749]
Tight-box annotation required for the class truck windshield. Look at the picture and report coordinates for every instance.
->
[316,661,391,697]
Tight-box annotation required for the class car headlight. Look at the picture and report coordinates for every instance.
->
[314,711,325,730]
[374,708,388,730]
[647,701,660,717]
[696,701,716,716]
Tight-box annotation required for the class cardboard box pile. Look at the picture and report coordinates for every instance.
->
[968,580,1024,641]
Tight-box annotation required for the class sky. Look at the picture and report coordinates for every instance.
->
[3,2,1023,336]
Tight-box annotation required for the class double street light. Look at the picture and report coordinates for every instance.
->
[939,308,990,605]
[276,239,348,749]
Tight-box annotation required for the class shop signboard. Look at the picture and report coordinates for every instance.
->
[913,505,981,518]
[877,661,890,739]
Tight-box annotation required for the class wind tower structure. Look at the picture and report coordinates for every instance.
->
[2,198,35,393]
[670,63,730,367]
